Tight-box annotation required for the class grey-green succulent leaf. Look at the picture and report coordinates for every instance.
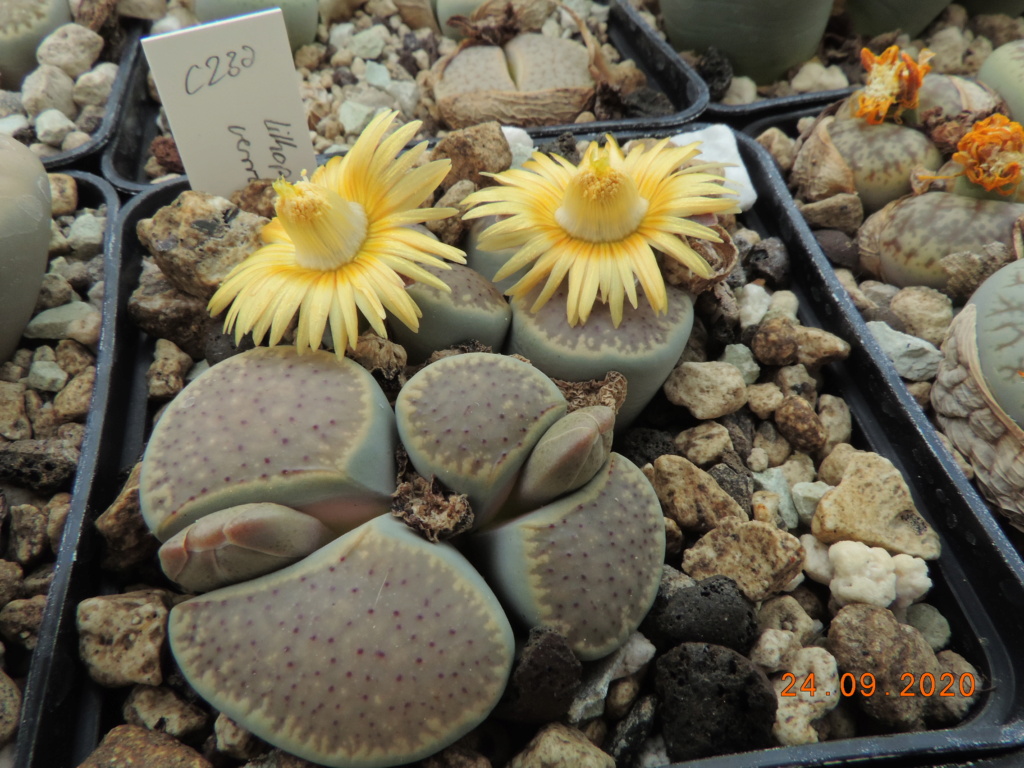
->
[469,452,666,661]
[395,352,567,527]
[140,346,397,541]
[159,502,337,593]
[169,514,515,768]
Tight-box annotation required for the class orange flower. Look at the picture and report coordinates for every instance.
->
[952,113,1024,194]
[854,45,934,125]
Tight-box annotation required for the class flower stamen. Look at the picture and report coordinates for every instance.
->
[273,178,369,271]
[555,148,649,242]
[854,45,933,125]
[952,113,1024,194]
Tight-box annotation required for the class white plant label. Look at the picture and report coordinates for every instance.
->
[142,8,317,197]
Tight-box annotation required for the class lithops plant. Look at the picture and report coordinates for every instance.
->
[0,134,52,363]
[791,46,943,215]
[169,513,516,767]
[147,347,666,766]
[193,0,318,50]
[0,0,70,89]
[461,133,738,428]
[388,262,511,364]
[858,115,1024,289]
[931,259,1024,529]
[659,0,832,84]
[843,0,951,39]
[139,346,398,542]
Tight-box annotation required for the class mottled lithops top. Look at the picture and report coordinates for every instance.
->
[395,352,567,526]
[169,514,515,768]
[968,259,1024,427]
[140,346,396,540]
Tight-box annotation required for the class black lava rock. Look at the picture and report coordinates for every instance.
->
[494,627,581,723]
[696,46,733,102]
[203,317,254,365]
[618,427,678,468]
[606,694,657,764]
[708,459,754,512]
[655,642,777,761]
[641,575,758,654]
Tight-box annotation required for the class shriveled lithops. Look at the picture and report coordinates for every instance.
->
[932,259,1024,529]
[158,503,337,593]
[388,262,511,363]
[395,352,567,527]
[169,513,515,767]
[139,346,397,541]
[431,32,595,129]
[0,0,70,88]
[469,452,664,660]
[791,47,942,214]
[978,40,1024,123]
[0,135,51,363]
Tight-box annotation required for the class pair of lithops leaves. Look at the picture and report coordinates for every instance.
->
[139,348,665,768]
[791,67,1024,292]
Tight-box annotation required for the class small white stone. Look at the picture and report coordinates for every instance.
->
[792,481,831,527]
[24,301,102,344]
[790,61,848,94]
[719,343,760,384]
[337,100,376,134]
[34,108,76,147]
[738,283,772,328]
[117,0,169,20]
[671,124,756,211]
[349,25,388,60]
[568,632,656,723]
[21,65,77,119]
[328,22,356,49]
[26,361,69,393]
[753,466,798,529]
[384,79,418,115]
[0,114,30,136]
[365,60,391,89]
[720,75,757,105]
[501,126,535,169]
[866,320,943,381]
[61,130,92,151]
[67,213,105,258]
[73,62,119,108]
[36,24,105,79]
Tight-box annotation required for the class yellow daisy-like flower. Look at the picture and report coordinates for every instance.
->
[208,111,466,359]
[854,45,934,125]
[952,113,1024,194]
[461,136,739,328]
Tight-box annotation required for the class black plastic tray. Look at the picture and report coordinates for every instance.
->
[36,23,143,172]
[614,0,854,130]
[99,0,709,195]
[13,170,123,766]
[22,127,1024,768]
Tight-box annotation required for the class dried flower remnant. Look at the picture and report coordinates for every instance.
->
[462,136,738,328]
[854,46,934,125]
[208,111,466,360]
[952,114,1024,195]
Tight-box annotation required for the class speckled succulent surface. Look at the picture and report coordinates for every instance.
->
[169,514,515,768]
[140,346,397,540]
[969,260,1024,427]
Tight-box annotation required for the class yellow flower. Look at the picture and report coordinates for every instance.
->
[461,136,738,327]
[208,111,466,358]
[854,45,934,125]
[952,113,1024,194]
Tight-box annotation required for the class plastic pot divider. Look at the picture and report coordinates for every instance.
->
[21,127,1024,767]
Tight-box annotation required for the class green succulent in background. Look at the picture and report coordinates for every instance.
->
[193,0,318,50]
[659,0,832,85]
[0,135,53,363]
[978,40,1024,125]
[843,0,951,39]
[0,0,70,89]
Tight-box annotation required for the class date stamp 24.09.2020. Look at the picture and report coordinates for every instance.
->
[780,672,977,698]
